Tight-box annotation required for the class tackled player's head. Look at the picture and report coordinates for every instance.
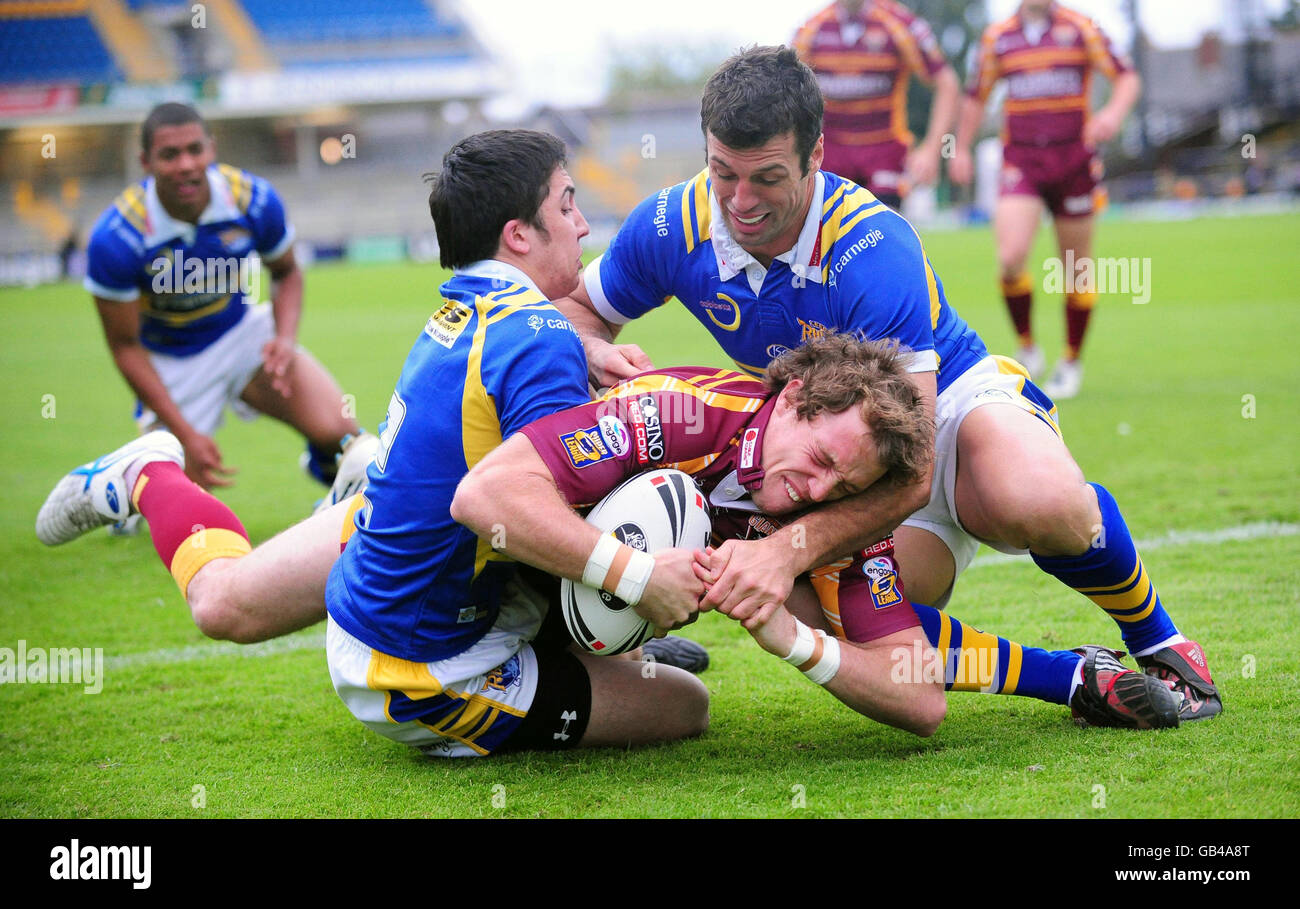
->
[427,130,575,271]
[752,336,931,515]
[700,46,823,177]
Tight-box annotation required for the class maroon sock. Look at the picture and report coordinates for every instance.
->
[132,462,250,591]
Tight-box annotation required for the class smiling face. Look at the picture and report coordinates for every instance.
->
[706,130,823,265]
[750,380,888,516]
[141,122,214,223]
[521,165,589,300]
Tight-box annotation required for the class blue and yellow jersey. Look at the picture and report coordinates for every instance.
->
[326,261,590,663]
[84,163,294,357]
[585,169,987,394]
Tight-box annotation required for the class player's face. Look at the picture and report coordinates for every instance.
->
[529,166,590,300]
[706,130,823,264]
[142,122,214,221]
[1020,0,1053,16]
[750,381,886,516]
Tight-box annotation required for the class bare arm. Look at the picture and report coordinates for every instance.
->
[906,66,961,186]
[95,296,234,488]
[1084,70,1140,147]
[259,249,303,397]
[737,581,946,737]
[553,276,654,388]
[451,432,703,630]
[948,94,986,186]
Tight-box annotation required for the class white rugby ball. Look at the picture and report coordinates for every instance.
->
[561,469,712,655]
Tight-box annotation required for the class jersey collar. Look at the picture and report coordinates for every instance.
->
[707,394,780,510]
[709,171,827,286]
[453,259,545,298]
[142,164,241,247]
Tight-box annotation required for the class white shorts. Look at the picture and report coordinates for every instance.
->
[900,355,1060,603]
[135,302,274,436]
[326,579,551,759]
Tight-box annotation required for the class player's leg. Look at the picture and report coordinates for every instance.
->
[952,402,1221,719]
[239,346,360,483]
[574,653,710,747]
[1043,212,1096,399]
[995,192,1046,378]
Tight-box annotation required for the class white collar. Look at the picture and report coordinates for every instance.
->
[142,165,242,247]
[709,171,826,286]
[453,259,545,298]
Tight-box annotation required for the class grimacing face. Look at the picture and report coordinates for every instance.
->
[750,380,887,516]
[142,122,214,222]
[705,130,823,265]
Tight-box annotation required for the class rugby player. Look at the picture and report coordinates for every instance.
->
[793,0,960,210]
[456,335,1180,734]
[948,0,1140,398]
[84,102,359,491]
[38,130,709,757]
[556,46,1220,722]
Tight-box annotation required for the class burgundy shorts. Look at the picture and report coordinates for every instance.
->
[1000,141,1102,217]
[823,139,908,207]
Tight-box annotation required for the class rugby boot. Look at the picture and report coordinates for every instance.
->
[1137,640,1222,721]
[1070,645,1180,729]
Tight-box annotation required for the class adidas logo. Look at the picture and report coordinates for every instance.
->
[1187,645,1205,667]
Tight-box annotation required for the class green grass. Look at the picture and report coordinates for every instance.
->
[1,212,1298,818]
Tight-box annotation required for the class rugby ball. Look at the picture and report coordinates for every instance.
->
[561,469,712,654]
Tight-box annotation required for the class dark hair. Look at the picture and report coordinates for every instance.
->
[141,102,208,156]
[425,130,567,270]
[765,335,933,487]
[700,45,823,175]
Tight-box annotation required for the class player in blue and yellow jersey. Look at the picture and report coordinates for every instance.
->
[559,46,1220,723]
[85,102,358,492]
[38,130,709,756]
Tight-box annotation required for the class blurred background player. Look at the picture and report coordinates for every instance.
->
[950,0,1139,399]
[793,0,960,210]
[84,102,360,494]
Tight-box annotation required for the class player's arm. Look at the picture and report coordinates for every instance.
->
[907,68,961,186]
[700,370,936,622]
[737,581,946,736]
[451,432,703,631]
[553,280,653,389]
[949,93,986,186]
[94,296,234,488]
[1084,69,1139,148]
[259,248,303,397]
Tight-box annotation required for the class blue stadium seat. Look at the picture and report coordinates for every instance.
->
[239,0,461,45]
[0,16,120,85]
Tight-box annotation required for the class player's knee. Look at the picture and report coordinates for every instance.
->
[674,671,711,739]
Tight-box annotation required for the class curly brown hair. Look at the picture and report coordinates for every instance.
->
[764,335,933,486]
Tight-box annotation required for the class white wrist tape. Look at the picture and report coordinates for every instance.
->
[782,619,818,666]
[582,533,654,607]
[803,631,841,685]
[780,619,841,685]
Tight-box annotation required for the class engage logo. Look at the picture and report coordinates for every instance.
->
[0,640,103,694]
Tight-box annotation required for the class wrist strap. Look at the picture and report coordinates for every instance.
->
[583,533,654,607]
[780,619,841,685]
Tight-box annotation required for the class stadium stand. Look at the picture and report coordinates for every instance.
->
[0,3,120,85]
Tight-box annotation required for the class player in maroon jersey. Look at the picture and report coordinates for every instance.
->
[794,0,960,210]
[453,336,1181,734]
[949,0,1139,398]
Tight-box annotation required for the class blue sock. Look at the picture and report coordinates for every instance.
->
[1031,482,1179,655]
[913,603,1081,705]
[304,441,338,486]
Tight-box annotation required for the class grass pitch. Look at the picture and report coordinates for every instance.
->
[1,212,1297,819]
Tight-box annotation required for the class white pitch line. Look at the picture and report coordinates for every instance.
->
[966,520,1300,570]
[101,521,1299,670]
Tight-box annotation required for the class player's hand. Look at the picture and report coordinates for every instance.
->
[948,146,974,186]
[906,141,942,186]
[636,547,706,633]
[1083,109,1122,148]
[180,432,237,489]
[261,336,296,398]
[694,537,798,624]
[586,337,654,389]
